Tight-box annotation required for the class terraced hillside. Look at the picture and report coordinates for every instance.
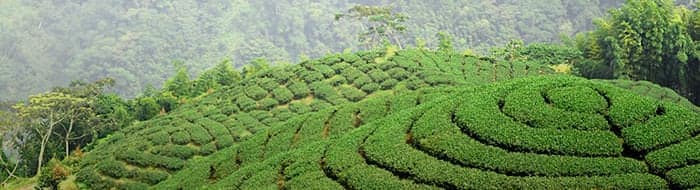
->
[75,49,555,189]
[168,75,699,189]
[599,79,700,113]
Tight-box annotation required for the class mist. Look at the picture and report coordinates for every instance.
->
[0,0,629,101]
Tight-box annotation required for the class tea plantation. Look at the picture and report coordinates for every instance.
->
[74,49,700,189]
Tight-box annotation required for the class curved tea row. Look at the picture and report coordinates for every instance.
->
[205,76,699,189]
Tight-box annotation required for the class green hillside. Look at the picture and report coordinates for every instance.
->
[74,49,554,189]
[599,79,700,113]
[68,48,700,189]
[4,1,700,189]
[168,75,699,189]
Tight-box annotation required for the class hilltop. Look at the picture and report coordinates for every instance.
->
[70,49,700,189]
[165,75,700,189]
[74,49,554,189]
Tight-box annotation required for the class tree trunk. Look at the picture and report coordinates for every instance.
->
[36,124,52,176]
[65,118,74,156]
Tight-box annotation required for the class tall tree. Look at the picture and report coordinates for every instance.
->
[163,66,193,98]
[336,5,408,49]
[577,0,697,103]
[13,92,85,176]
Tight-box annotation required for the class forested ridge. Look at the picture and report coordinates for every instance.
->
[0,0,626,100]
[1,0,700,189]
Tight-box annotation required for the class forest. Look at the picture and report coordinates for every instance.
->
[1,0,700,189]
[0,0,628,100]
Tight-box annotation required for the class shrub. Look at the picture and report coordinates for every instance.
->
[406,76,428,90]
[209,114,229,123]
[249,110,273,122]
[360,83,381,93]
[221,103,240,115]
[622,103,700,152]
[97,159,130,178]
[200,142,217,155]
[352,75,373,88]
[665,164,700,189]
[502,86,608,130]
[357,64,375,73]
[299,70,324,83]
[339,85,367,102]
[236,96,257,112]
[341,67,363,83]
[171,131,190,145]
[422,72,456,86]
[119,181,150,190]
[76,169,111,190]
[272,87,294,104]
[646,137,700,172]
[309,82,338,101]
[148,131,170,145]
[547,86,607,114]
[117,149,185,171]
[388,67,410,80]
[151,144,197,159]
[271,107,296,121]
[245,85,268,100]
[314,64,336,77]
[331,62,351,73]
[340,53,361,62]
[327,75,347,86]
[288,80,311,99]
[458,91,622,157]
[289,102,312,114]
[133,169,169,185]
[309,100,332,111]
[368,69,390,82]
[257,78,279,91]
[183,123,213,145]
[380,79,399,90]
[270,70,294,84]
[258,97,279,110]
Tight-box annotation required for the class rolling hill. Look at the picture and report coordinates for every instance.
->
[73,49,700,189]
[164,75,700,189]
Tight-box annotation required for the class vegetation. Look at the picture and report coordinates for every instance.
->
[2,1,700,189]
[576,0,700,104]
[70,48,556,189]
[158,75,697,189]
[0,0,627,100]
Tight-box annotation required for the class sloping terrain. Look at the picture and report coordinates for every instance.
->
[599,79,700,113]
[175,75,699,189]
[73,49,700,189]
[75,49,554,189]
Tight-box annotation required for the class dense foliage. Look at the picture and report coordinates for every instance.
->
[73,48,556,189]
[160,75,699,189]
[0,0,625,100]
[576,0,700,104]
[3,1,700,189]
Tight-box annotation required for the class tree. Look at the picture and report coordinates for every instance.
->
[13,92,84,176]
[242,58,271,79]
[490,39,525,61]
[92,94,132,138]
[56,97,91,157]
[163,66,193,98]
[577,0,699,104]
[437,32,454,53]
[336,5,408,49]
[0,111,20,185]
[133,96,160,121]
[211,60,241,86]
